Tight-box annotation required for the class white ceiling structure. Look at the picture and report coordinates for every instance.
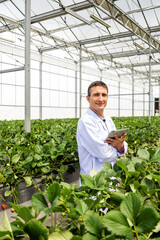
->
[0,0,160,87]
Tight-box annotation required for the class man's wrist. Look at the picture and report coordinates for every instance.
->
[118,144,124,153]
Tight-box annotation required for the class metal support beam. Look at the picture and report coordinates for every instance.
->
[94,0,160,52]
[75,62,78,118]
[148,39,152,122]
[25,0,31,132]
[118,81,120,117]
[109,92,149,97]
[143,85,145,116]
[0,66,24,74]
[132,68,134,117]
[79,46,82,118]
[39,52,42,120]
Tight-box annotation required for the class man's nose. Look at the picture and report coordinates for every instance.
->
[98,94,103,101]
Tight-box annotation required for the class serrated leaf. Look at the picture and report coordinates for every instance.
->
[120,192,141,225]
[80,174,95,188]
[46,182,61,206]
[48,230,73,240]
[24,219,48,240]
[136,207,159,233]
[82,233,98,240]
[17,207,34,223]
[85,210,102,236]
[110,192,125,202]
[95,171,106,189]
[75,198,88,216]
[32,193,49,213]
[141,178,154,191]
[103,210,133,237]
[117,161,128,173]
[151,149,160,162]
[23,176,32,187]
[137,149,150,161]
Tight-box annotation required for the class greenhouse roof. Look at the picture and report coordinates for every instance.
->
[0,0,160,86]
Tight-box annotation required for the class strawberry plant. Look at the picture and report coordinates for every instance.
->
[0,146,160,239]
[0,116,160,203]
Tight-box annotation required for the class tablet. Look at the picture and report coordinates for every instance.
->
[107,128,129,139]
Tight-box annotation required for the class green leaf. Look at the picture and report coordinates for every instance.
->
[2,210,12,232]
[41,166,51,173]
[71,236,82,240]
[75,198,88,216]
[117,161,128,173]
[0,230,11,239]
[32,193,49,213]
[24,219,48,240]
[95,171,106,189]
[17,206,34,223]
[103,210,133,237]
[151,149,160,162]
[25,156,33,163]
[85,210,102,236]
[110,192,125,202]
[141,178,154,191]
[80,174,95,188]
[120,192,141,225]
[46,182,61,206]
[23,176,32,187]
[48,230,73,240]
[12,153,21,164]
[4,190,12,197]
[136,207,159,233]
[34,154,42,160]
[137,149,150,161]
[82,233,98,240]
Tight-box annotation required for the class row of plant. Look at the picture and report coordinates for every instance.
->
[1,147,160,239]
[0,116,160,202]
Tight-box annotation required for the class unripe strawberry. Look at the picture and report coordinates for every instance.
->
[11,208,14,213]
[1,204,7,210]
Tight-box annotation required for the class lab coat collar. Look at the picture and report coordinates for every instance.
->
[87,108,105,122]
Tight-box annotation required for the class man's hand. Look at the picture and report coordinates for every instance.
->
[105,133,126,153]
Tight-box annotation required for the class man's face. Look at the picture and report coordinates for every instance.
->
[86,86,108,116]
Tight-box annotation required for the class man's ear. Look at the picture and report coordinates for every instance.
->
[86,95,90,102]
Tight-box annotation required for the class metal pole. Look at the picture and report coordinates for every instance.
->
[118,81,120,117]
[25,0,31,132]
[79,46,82,118]
[100,68,102,81]
[148,38,152,122]
[75,62,78,118]
[0,66,24,74]
[132,68,134,117]
[39,52,42,119]
[143,84,145,116]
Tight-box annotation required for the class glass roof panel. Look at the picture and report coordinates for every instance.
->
[0,0,159,86]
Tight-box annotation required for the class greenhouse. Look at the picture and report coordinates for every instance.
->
[0,0,160,239]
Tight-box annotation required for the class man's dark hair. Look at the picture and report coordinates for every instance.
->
[87,81,108,97]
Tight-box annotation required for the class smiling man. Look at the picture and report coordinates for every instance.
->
[76,81,128,176]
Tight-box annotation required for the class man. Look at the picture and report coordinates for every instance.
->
[76,81,128,176]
